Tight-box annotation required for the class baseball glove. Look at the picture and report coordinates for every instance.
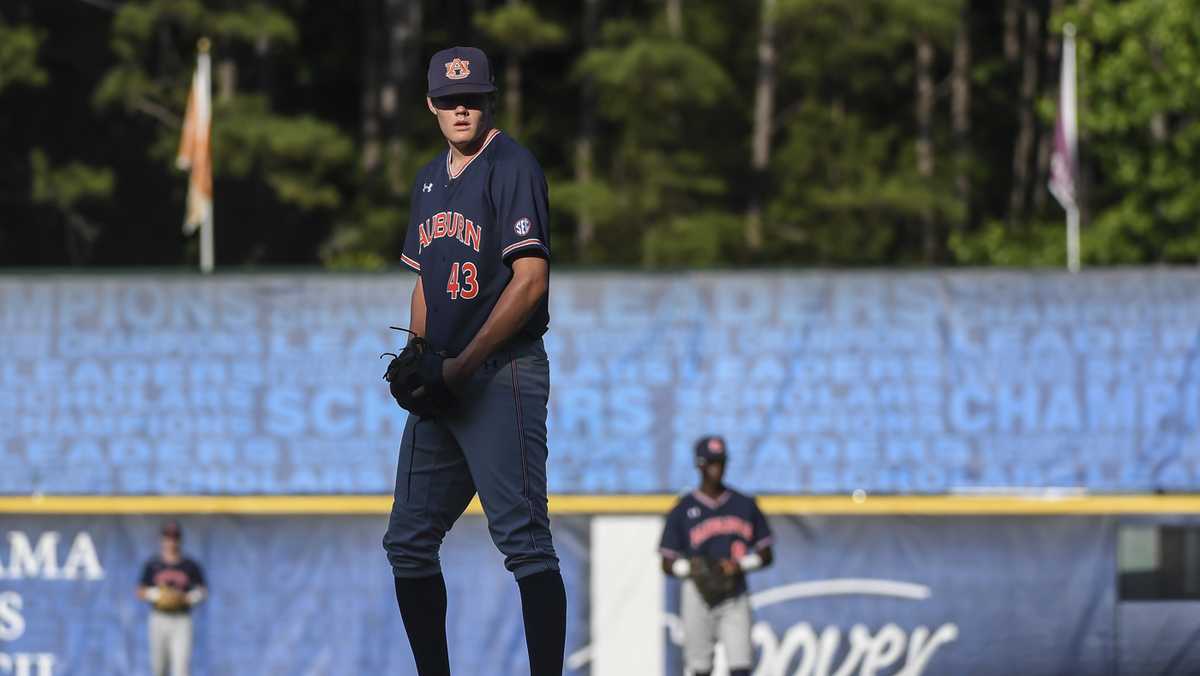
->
[381,327,455,418]
[689,557,737,606]
[153,586,188,613]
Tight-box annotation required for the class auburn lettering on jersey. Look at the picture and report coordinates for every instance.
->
[416,211,483,253]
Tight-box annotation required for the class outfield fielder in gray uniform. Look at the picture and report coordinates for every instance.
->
[660,436,774,676]
[136,521,207,676]
[382,46,565,676]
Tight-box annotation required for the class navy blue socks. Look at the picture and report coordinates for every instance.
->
[393,574,451,676]
[396,570,565,675]
[517,570,567,676]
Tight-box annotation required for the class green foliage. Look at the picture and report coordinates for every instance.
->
[766,0,963,265]
[768,108,963,263]
[8,0,1200,268]
[642,211,742,267]
[91,0,354,263]
[949,219,1067,267]
[211,4,298,47]
[567,19,735,264]
[776,0,960,94]
[30,150,114,210]
[29,149,115,264]
[215,95,353,210]
[1063,0,1200,263]
[474,2,566,55]
[97,0,298,116]
[106,0,294,51]
[576,25,732,143]
[550,179,622,234]
[320,135,442,270]
[0,17,47,93]
[320,202,399,271]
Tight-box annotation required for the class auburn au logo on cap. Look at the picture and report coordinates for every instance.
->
[444,58,471,80]
[708,438,725,453]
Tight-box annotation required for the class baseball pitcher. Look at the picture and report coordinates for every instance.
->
[380,46,564,676]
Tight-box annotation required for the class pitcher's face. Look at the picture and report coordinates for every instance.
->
[428,94,490,147]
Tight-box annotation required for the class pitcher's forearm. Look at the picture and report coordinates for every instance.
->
[408,277,427,338]
[457,258,547,370]
[456,271,544,369]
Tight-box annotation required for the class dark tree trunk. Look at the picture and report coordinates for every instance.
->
[361,0,382,173]
[504,0,522,138]
[951,6,971,231]
[1004,0,1020,62]
[506,56,521,137]
[382,0,422,194]
[217,58,236,102]
[360,0,420,183]
[916,34,936,261]
[574,0,601,259]
[746,0,777,251]
[666,0,683,37]
[1008,1,1040,224]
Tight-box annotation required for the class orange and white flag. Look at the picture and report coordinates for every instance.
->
[177,42,212,236]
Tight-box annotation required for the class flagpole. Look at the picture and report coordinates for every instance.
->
[201,204,214,274]
[197,37,214,275]
[1066,205,1079,273]
[1063,23,1078,274]
[1049,22,1079,273]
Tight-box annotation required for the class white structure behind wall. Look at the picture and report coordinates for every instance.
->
[590,515,666,676]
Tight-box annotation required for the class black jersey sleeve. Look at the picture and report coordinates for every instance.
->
[138,560,155,587]
[750,497,773,550]
[186,559,207,589]
[400,178,423,273]
[659,502,689,559]
[493,156,550,264]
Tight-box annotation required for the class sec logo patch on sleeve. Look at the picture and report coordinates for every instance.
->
[513,218,532,236]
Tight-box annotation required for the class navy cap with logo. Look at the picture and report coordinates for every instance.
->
[160,520,182,540]
[427,46,496,98]
[694,435,728,466]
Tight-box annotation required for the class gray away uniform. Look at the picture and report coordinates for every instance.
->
[660,489,773,673]
[140,556,205,676]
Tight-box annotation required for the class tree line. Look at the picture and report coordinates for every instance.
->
[2,0,1197,269]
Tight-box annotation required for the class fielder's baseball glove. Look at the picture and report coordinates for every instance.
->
[154,586,188,613]
[381,327,455,418]
[689,557,737,606]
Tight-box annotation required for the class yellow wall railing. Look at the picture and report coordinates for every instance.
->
[3,494,1200,515]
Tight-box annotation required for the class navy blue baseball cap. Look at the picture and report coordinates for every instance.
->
[427,46,496,98]
[694,435,728,466]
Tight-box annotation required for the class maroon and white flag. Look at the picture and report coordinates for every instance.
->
[1049,24,1078,212]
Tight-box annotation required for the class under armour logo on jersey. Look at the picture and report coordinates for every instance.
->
[687,506,701,519]
[423,183,433,193]
[513,217,532,236]
[444,58,471,80]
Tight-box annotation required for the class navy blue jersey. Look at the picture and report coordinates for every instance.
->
[401,129,550,356]
[659,489,772,596]
[139,556,205,592]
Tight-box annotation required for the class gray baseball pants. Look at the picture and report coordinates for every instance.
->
[149,610,192,676]
[383,338,559,580]
[681,579,754,673]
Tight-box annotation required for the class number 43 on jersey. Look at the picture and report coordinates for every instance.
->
[446,262,478,300]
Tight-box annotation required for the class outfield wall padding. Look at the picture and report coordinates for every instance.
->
[2,270,1199,496]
